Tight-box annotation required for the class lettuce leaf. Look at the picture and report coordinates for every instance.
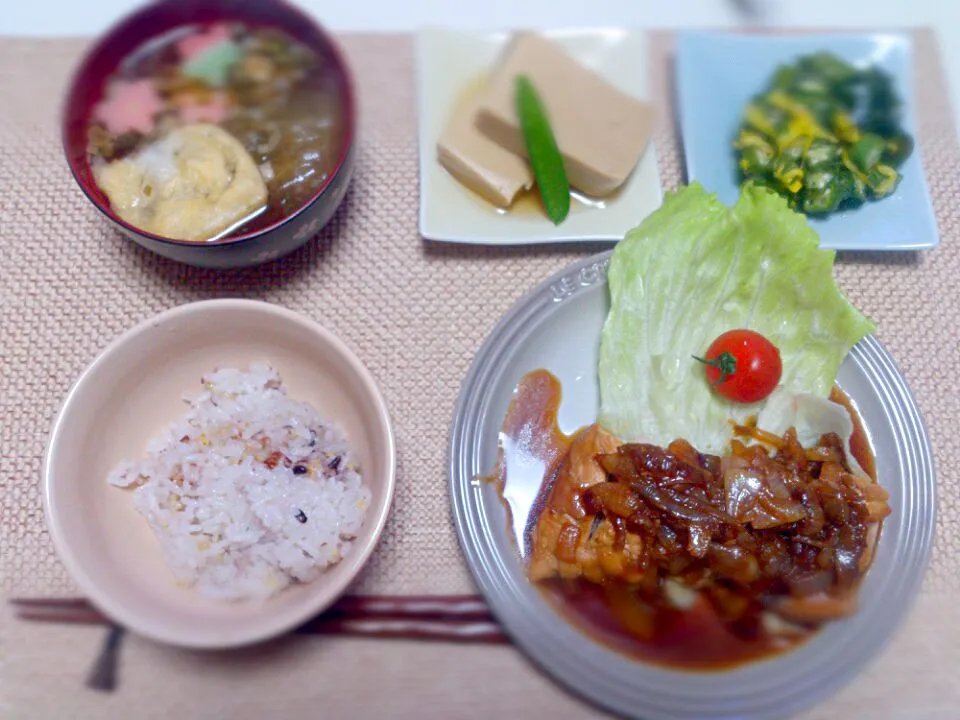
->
[598,183,875,454]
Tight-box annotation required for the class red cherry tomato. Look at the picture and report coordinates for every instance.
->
[694,329,782,404]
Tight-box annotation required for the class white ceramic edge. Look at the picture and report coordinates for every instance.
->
[421,230,621,245]
[415,26,662,246]
[675,30,940,252]
[448,251,937,719]
[42,299,398,650]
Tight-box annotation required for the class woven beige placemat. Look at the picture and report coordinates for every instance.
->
[1,29,959,719]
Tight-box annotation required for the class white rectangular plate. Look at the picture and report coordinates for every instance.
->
[416,27,663,245]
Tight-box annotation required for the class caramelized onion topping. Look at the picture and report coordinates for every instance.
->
[575,428,888,636]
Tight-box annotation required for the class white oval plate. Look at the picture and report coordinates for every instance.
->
[449,252,936,720]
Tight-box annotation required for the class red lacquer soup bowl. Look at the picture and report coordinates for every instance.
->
[62,0,356,269]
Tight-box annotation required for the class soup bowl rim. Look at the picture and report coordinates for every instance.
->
[60,0,357,249]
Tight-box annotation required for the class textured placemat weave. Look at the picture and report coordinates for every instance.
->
[1,30,958,599]
[1,29,959,720]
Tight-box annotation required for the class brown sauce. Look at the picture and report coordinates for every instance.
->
[489,370,570,551]
[830,385,876,481]
[489,369,880,670]
[497,186,612,219]
[539,579,799,669]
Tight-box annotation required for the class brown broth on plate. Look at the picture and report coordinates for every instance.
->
[488,369,880,670]
[538,578,801,669]
[830,385,876,482]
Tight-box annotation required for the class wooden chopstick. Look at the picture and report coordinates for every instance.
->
[296,615,507,643]
[10,595,509,644]
[14,604,105,625]
[326,594,495,620]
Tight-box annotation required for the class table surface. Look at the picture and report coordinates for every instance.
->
[3,4,960,720]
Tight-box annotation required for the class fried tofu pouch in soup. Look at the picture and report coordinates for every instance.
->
[94,123,268,241]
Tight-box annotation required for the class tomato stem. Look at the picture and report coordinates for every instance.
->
[692,351,738,385]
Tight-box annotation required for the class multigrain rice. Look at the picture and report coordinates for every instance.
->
[108,363,370,601]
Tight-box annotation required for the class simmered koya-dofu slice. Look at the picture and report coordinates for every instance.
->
[94,123,268,241]
[475,33,656,198]
[437,90,534,208]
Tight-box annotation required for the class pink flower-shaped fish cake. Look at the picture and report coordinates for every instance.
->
[94,79,164,135]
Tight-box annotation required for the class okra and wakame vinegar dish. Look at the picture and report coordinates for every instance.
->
[735,51,913,217]
[85,21,346,242]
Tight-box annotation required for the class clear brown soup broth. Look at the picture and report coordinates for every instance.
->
[87,23,346,238]
[488,370,877,670]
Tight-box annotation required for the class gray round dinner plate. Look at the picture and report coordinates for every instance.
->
[449,251,936,720]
